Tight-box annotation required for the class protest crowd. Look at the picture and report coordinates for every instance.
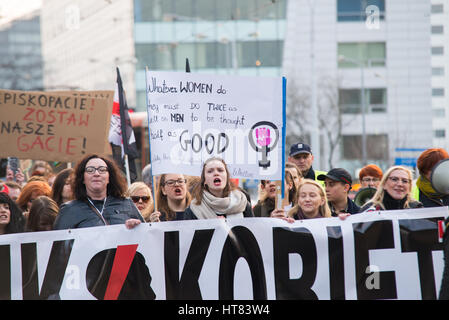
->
[1,69,449,300]
[1,144,449,299]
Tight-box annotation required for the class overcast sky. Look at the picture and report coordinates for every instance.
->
[0,0,41,25]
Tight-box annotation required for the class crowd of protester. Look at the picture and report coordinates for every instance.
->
[1,144,449,299]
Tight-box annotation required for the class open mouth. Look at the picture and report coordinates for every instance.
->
[213,178,222,186]
[174,187,182,195]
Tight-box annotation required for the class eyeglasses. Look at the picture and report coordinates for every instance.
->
[388,176,411,184]
[164,179,187,187]
[362,178,380,183]
[85,166,108,175]
[131,196,151,203]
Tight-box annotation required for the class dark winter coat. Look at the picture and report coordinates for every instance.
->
[53,196,143,230]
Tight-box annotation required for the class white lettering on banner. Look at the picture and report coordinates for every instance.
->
[0,207,447,300]
[145,71,285,180]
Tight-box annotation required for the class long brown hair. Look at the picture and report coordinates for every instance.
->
[72,154,128,201]
[191,157,235,205]
[156,174,192,221]
[259,170,297,205]
[50,168,74,207]
[26,196,58,232]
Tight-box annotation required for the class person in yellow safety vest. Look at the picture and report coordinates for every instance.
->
[288,142,326,188]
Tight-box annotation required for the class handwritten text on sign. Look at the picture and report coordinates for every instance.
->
[146,71,285,180]
[0,90,112,162]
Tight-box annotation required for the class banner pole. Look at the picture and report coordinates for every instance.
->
[124,154,131,186]
[145,66,157,211]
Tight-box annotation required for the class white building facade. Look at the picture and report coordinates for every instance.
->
[283,0,433,176]
[431,0,449,150]
[40,0,136,106]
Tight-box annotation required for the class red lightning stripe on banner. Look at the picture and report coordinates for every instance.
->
[104,244,139,300]
[438,220,445,243]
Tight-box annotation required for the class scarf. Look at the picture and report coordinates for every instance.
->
[416,176,446,199]
[190,190,248,219]
[382,191,407,210]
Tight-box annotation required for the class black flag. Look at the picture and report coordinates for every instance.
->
[108,67,139,182]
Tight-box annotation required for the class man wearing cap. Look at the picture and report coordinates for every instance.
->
[317,168,360,216]
[288,142,326,186]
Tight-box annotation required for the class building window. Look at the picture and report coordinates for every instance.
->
[431,25,444,34]
[432,88,445,96]
[337,0,385,22]
[238,40,283,68]
[433,108,445,118]
[342,134,389,160]
[133,0,287,22]
[432,67,445,76]
[431,46,444,55]
[435,129,446,138]
[135,40,283,70]
[339,88,387,113]
[431,4,444,14]
[338,42,386,68]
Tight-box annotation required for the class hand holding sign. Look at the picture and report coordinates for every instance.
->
[146,71,285,181]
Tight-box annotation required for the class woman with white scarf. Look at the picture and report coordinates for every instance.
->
[183,157,253,220]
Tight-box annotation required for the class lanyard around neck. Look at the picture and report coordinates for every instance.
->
[87,197,107,216]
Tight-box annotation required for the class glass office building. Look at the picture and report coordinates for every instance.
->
[133,0,287,111]
[0,12,43,91]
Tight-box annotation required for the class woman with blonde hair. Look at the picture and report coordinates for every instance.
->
[127,182,154,222]
[271,179,331,221]
[360,166,422,212]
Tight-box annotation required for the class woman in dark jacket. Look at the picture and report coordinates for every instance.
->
[360,166,422,212]
[253,180,276,217]
[52,154,153,300]
[53,154,143,230]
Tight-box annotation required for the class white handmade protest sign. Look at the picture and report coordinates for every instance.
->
[145,71,286,180]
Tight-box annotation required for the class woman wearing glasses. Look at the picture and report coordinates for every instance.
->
[53,154,144,230]
[359,164,383,189]
[149,173,192,222]
[127,182,154,222]
[359,166,423,212]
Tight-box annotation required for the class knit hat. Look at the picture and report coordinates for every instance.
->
[359,164,383,181]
